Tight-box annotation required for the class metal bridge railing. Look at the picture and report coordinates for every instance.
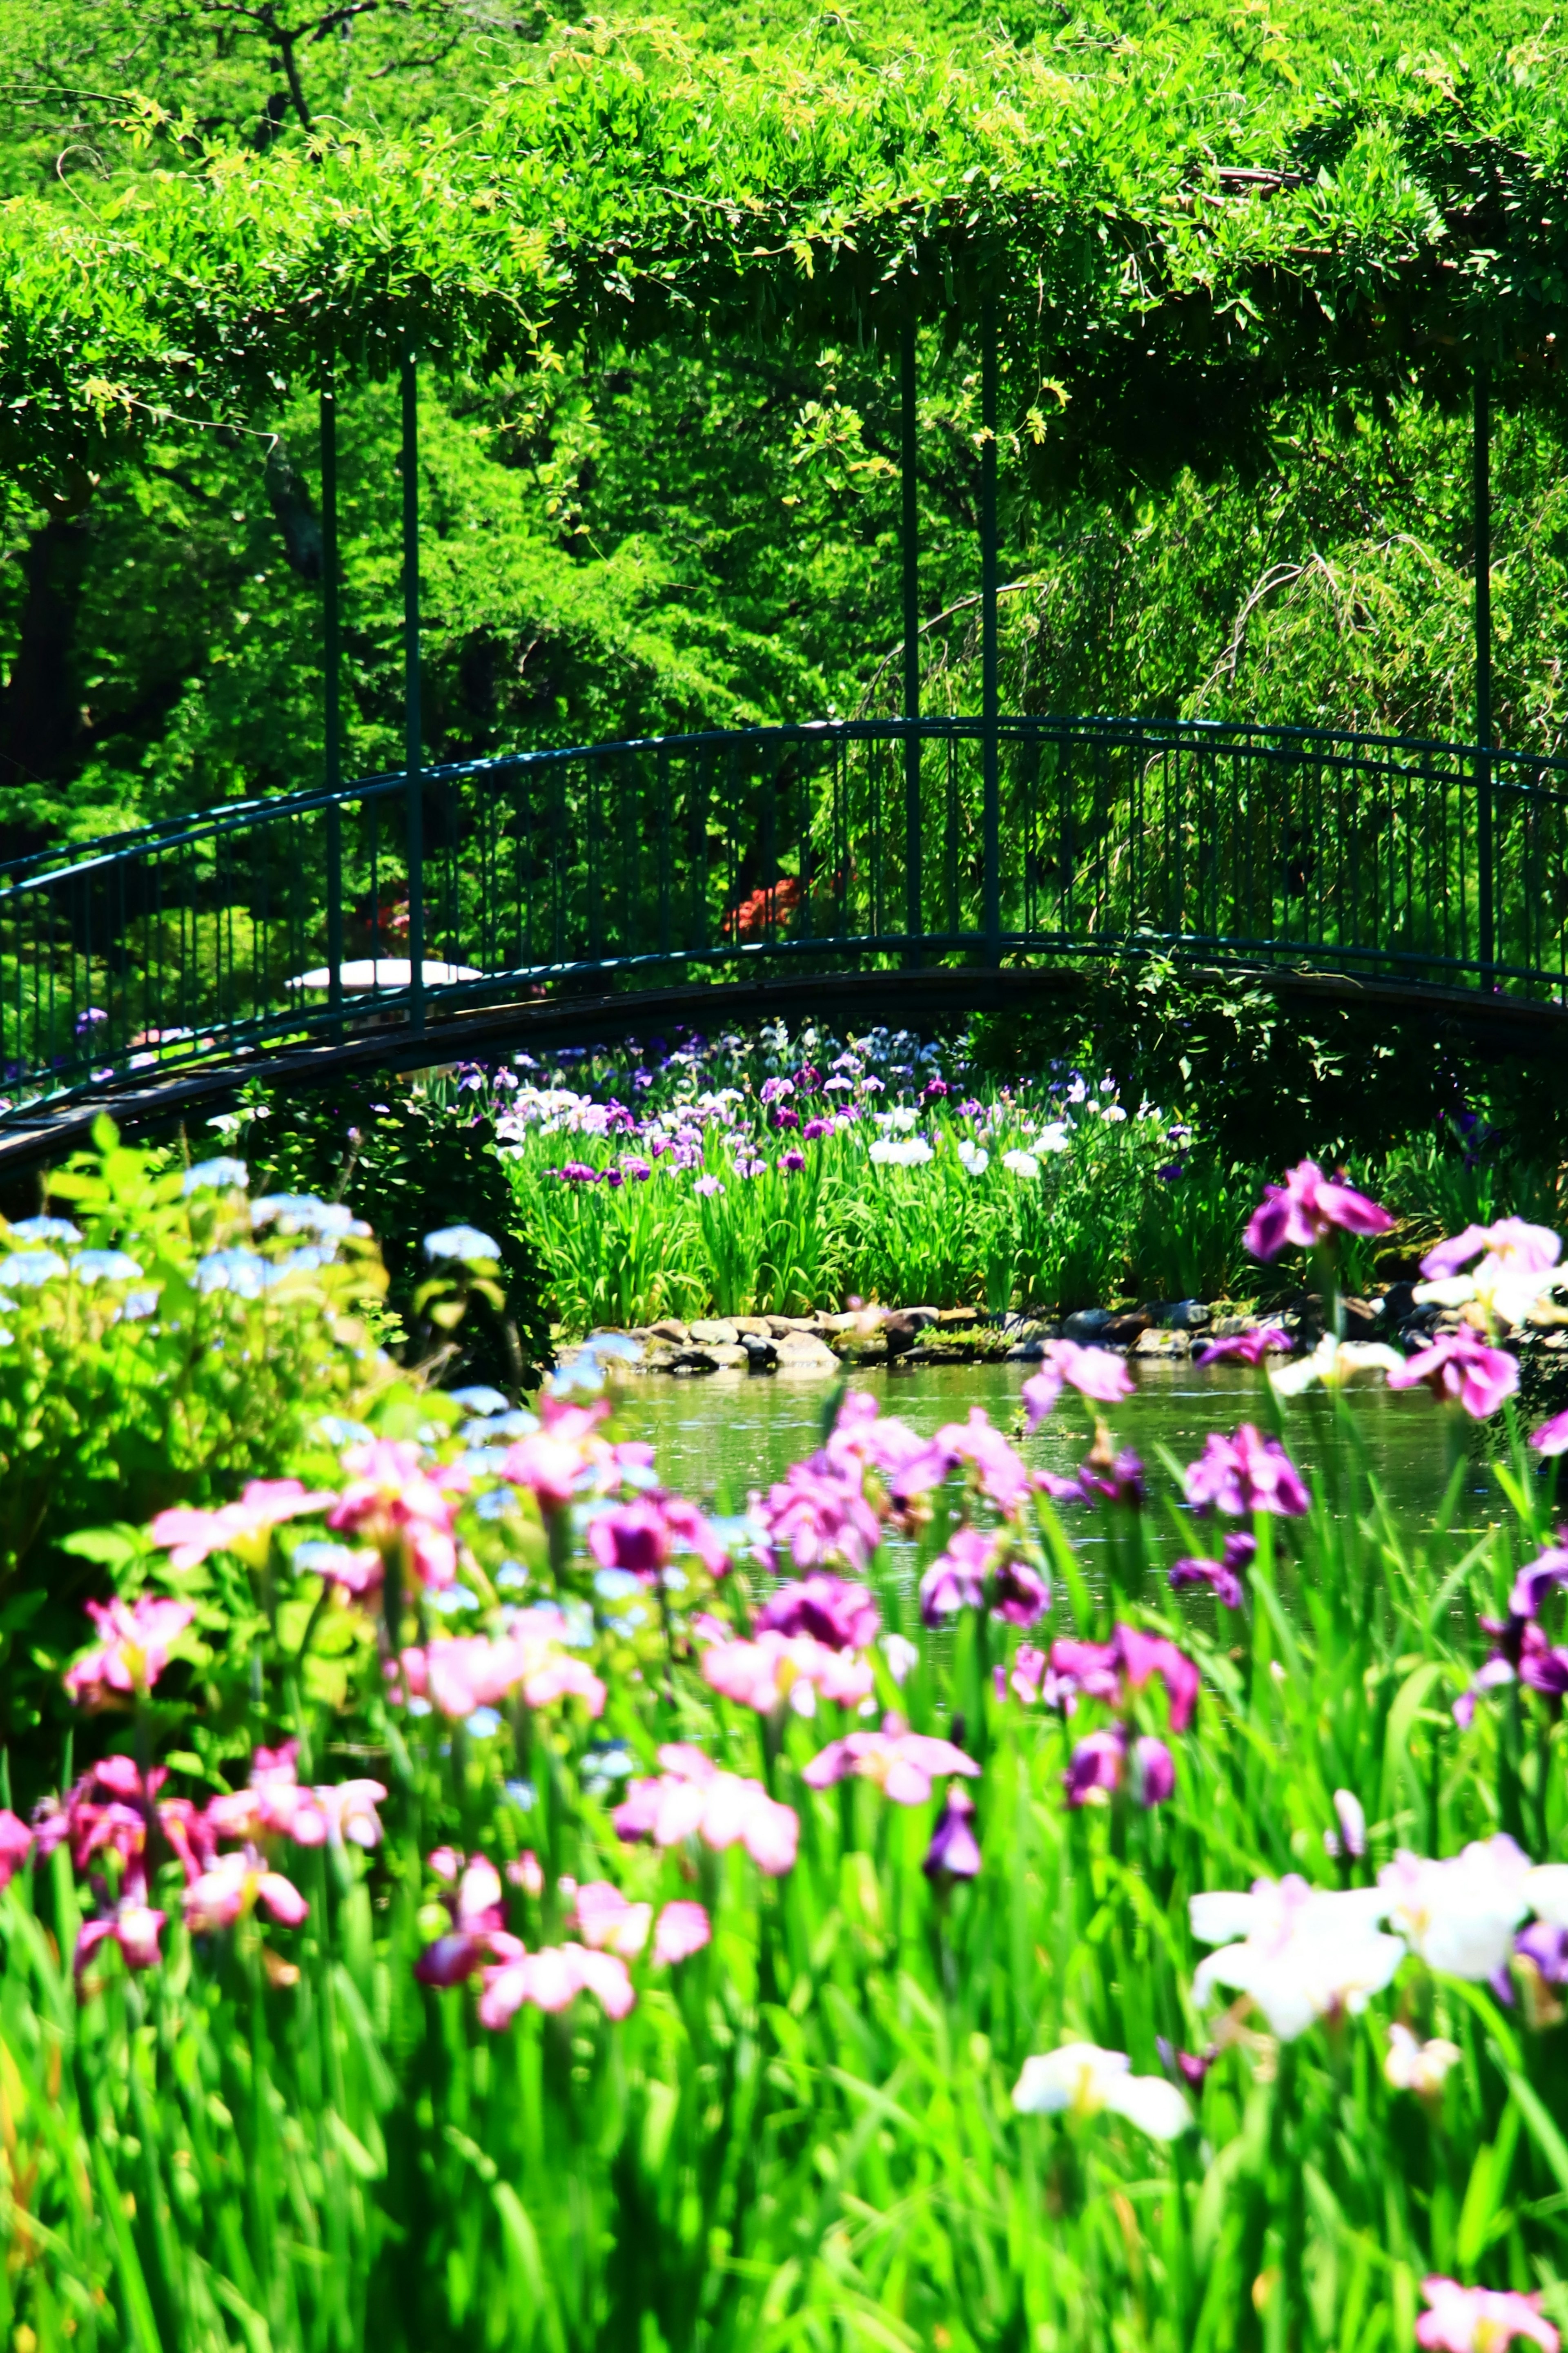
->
[2,714,1566,1119]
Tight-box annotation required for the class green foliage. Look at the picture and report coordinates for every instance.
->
[976,957,1568,1173]
[5,1293,1568,2346]
[248,1073,555,1389]
[0,1117,390,1757]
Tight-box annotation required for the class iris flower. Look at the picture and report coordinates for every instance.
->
[1388,1328,1519,1420]
[1012,2044,1191,2140]
[1244,1160,1394,1261]
[1416,2279,1559,2353]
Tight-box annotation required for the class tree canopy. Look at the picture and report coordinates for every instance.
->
[5,10,1568,500]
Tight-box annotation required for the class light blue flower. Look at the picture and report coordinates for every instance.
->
[184,1158,249,1196]
[194,1248,267,1297]
[463,1707,503,1740]
[72,1250,144,1285]
[429,1585,479,1617]
[423,1225,501,1264]
[312,1416,373,1449]
[450,1385,509,1417]
[120,1289,160,1322]
[9,1217,81,1246]
[495,1562,529,1592]
[251,1194,363,1240]
[504,1778,537,1813]
[593,1566,644,1602]
[3,1250,67,1287]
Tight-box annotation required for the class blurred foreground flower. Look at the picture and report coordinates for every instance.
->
[1532,1407,1568,1458]
[1011,2044,1191,2140]
[1384,2025,1460,2097]
[1196,1324,1292,1367]
[1388,1328,1518,1420]
[479,1940,635,2026]
[1021,1341,1134,1427]
[0,1810,33,1890]
[1416,2277,1559,2353]
[1270,1334,1404,1396]
[151,1478,334,1571]
[804,1721,978,1807]
[1379,1836,1532,1981]
[1190,1877,1404,2039]
[613,1745,799,1874]
[185,1846,309,1932]
[64,1596,194,1708]
[1183,1425,1309,1517]
[1245,1160,1394,1260]
[1416,1218,1564,1333]
[923,1784,981,1880]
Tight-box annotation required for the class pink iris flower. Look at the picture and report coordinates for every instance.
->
[415,1853,508,1985]
[822,1392,933,1486]
[918,1525,1049,1629]
[0,1809,34,1890]
[63,1595,194,1708]
[802,1719,979,1807]
[478,1940,635,2027]
[399,1624,606,1720]
[652,1899,712,1967]
[75,1861,166,1976]
[1021,1341,1135,1428]
[1196,1325,1292,1368]
[755,1574,881,1652]
[1532,1407,1568,1458]
[501,1396,613,1516]
[1420,1218,1561,1285]
[699,1628,874,1715]
[1244,1159,1394,1262]
[752,1460,884,1577]
[327,1439,462,1590]
[1031,1625,1200,1731]
[207,1740,329,1847]
[184,1846,309,1932]
[1416,2277,1559,2353]
[572,1880,652,1958]
[149,1478,334,1571]
[315,1779,388,1850]
[1509,1546,1568,1622]
[1388,1328,1518,1420]
[1182,1425,1310,1517]
[890,1411,1034,1517]
[612,1744,800,1875]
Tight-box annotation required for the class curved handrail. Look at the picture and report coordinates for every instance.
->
[2,710,1565,1125]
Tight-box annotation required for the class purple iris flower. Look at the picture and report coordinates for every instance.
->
[803,1119,830,1141]
[1244,1159,1395,1262]
[755,1574,881,1653]
[781,1149,806,1172]
[1516,1921,1568,1983]
[1182,1425,1310,1518]
[1129,1735,1174,1807]
[922,1783,982,1881]
[1065,1729,1124,1807]
[772,1108,801,1131]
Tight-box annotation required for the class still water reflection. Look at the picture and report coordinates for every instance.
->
[610,1360,1497,1562]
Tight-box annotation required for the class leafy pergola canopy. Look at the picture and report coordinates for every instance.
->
[4,28,1568,497]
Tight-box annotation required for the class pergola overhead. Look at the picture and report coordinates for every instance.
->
[3,42,1568,493]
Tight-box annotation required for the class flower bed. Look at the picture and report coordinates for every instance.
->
[3,1153,1568,2349]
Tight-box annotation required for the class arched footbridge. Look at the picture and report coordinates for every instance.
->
[2,710,1566,1171]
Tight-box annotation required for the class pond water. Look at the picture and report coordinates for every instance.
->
[611,1359,1498,1570]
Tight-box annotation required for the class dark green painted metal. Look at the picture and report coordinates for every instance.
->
[321,383,345,1046]
[3,712,1566,1124]
[402,350,426,1038]
[1475,358,1494,979]
[901,314,921,968]
[980,301,1000,965]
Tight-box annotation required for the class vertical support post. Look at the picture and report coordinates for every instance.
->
[901,313,922,965]
[321,381,344,1043]
[981,298,1000,964]
[402,349,425,1035]
[1474,356,1494,981]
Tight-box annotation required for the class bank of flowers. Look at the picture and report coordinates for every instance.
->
[2,1146,1568,2347]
